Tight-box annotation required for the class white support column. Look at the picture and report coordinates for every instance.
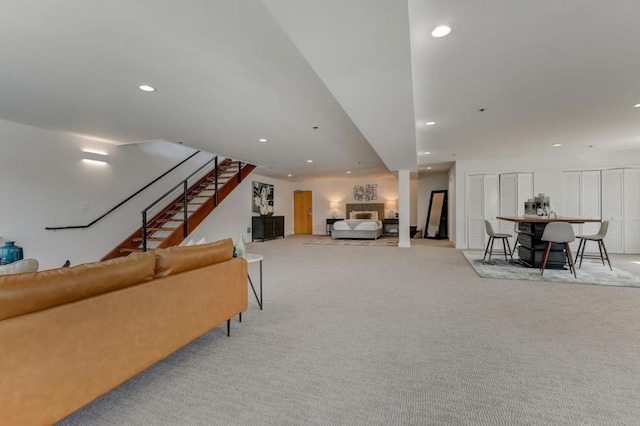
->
[399,170,411,248]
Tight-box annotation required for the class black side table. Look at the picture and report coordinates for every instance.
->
[326,218,344,235]
[383,218,399,236]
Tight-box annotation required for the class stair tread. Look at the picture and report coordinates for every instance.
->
[133,237,164,242]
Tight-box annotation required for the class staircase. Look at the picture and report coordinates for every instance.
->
[102,157,255,261]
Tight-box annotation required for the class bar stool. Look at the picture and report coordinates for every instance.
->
[540,222,576,278]
[575,221,612,270]
[483,220,513,262]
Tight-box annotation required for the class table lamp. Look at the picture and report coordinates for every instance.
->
[387,200,397,218]
[330,201,339,218]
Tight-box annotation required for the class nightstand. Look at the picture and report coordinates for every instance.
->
[326,218,344,235]
[383,218,399,236]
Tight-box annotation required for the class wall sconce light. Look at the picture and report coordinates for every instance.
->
[329,201,339,218]
[81,150,109,165]
[386,200,397,218]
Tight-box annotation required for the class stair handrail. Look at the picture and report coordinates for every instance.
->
[141,155,231,251]
[46,150,202,230]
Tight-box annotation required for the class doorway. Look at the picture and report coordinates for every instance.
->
[294,190,313,234]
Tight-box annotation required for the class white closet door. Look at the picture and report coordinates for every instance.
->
[516,173,534,216]
[485,175,500,220]
[580,171,601,253]
[601,169,624,253]
[563,172,582,252]
[563,172,581,217]
[467,175,485,249]
[623,169,640,254]
[485,174,500,248]
[499,173,517,248]
[513,173,533,251]
[500,173,517,218]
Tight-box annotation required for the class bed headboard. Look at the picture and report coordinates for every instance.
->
[346,203,385,220]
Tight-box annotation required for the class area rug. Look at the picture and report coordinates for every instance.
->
[462,251,640,288]
[303,236,398,246]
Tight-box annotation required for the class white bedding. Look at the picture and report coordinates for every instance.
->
[332,219,382,231]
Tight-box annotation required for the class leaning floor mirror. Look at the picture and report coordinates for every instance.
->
[424,190,448,239]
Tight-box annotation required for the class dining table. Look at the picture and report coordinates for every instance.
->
[497,216,601,268]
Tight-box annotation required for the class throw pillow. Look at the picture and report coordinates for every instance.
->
[355,213,372,219]
[0,258,39,276]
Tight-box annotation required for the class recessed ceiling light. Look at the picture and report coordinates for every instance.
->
[258,138,268,143]
[634,103,640,108]
[553,143,562,147]
[138,85,156,92]
[346,171,351,174]
[307,160,313,163]
[287,174,292,177]
[425,121,435,126]
[431,25,451,38]
[427,167,432,170]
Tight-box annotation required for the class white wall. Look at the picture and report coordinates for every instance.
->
[0,119,218,269]
[454,150,640,249]
[448,163,457,243]
[187,174,294,244]
[410,178,418,228]
[417,172,449,237]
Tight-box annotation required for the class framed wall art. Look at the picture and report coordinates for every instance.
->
[252,181,274,215]
[353,184,377,201]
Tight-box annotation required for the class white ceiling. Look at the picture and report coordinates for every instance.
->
[1,1,639,180]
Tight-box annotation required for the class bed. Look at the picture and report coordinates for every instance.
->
[331,203,385,240]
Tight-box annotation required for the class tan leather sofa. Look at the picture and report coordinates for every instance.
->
[0,238,247,425]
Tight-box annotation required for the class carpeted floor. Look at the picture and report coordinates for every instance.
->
[59,236,640,425]
[303,236,398,246]
[463,250,640,288]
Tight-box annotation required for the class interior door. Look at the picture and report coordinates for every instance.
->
[467,175,485,249]
[484,174,499,248]
[623,169,640,253]
[581,170,602,252]
[294,190,313,234]
[498,173,517,249]
[602,169,624,253]
[563,171,582,253]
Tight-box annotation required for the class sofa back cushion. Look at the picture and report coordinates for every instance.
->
[154,238,233,278]
[155,238,233,278]
[0,251,156,321]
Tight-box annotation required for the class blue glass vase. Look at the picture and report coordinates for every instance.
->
[0,241,23,265]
